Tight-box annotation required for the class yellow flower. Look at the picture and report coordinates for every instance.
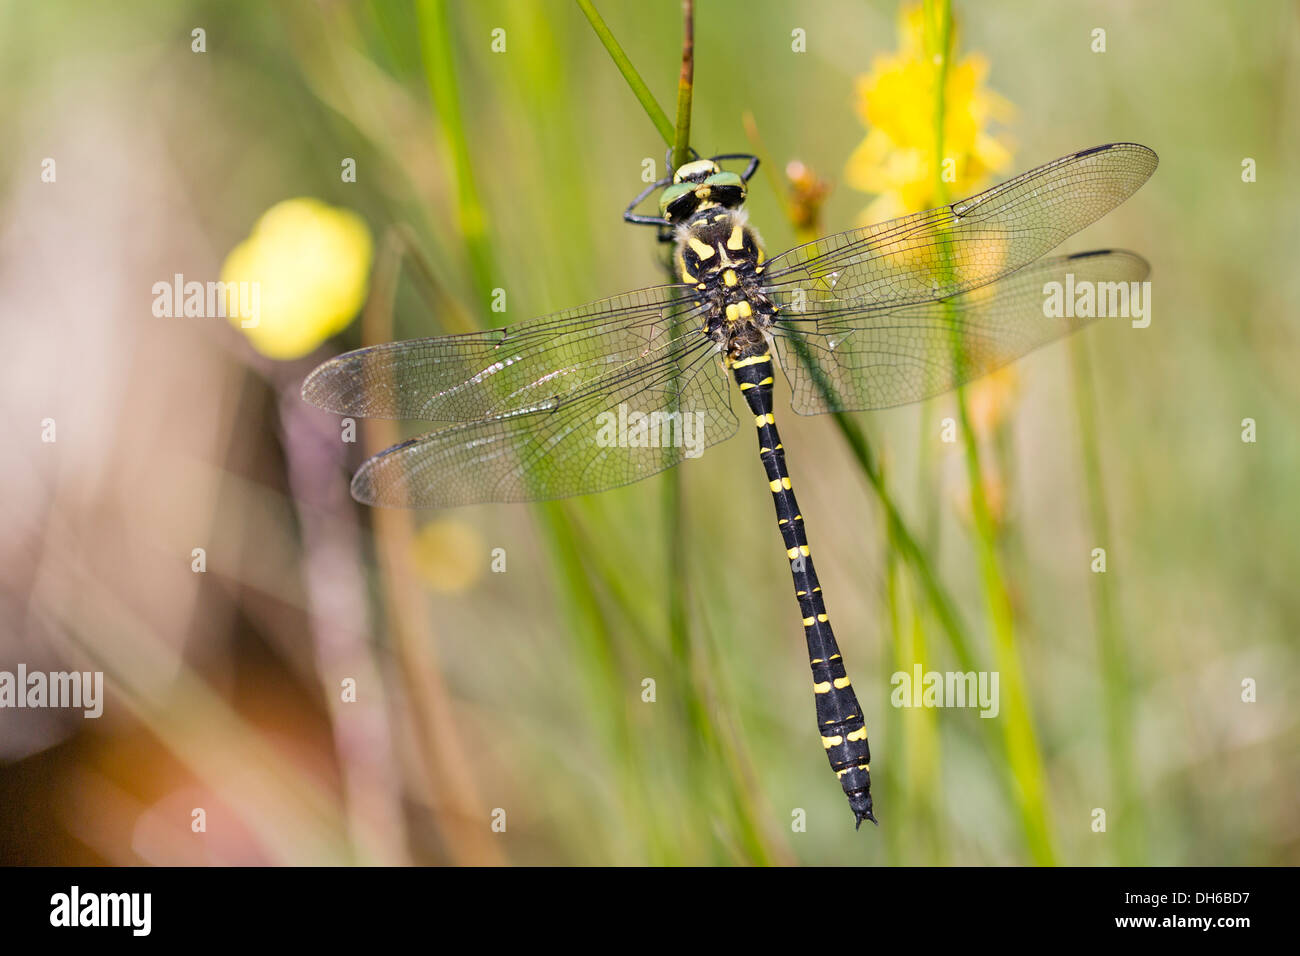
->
[846,1,1015,222]
[848,3,1021,440]
[221,198,373,360]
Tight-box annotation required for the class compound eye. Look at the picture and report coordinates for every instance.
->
[659,183,698,222]
[704,171,744,190]
[703,171,746,208]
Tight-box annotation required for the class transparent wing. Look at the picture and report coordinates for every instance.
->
[770,250,1150,414]
[761,143,1158,309]
[351,338,735,507]
[302,284,705,422]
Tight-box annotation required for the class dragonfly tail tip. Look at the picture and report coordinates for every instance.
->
[854,808,878,830]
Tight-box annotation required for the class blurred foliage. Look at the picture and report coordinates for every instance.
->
[0,0,1298,867]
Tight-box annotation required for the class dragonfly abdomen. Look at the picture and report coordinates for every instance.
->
[730,350,875,828]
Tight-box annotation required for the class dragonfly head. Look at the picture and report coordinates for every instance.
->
[659,159,747,224]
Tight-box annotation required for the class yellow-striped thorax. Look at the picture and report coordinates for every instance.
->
[663,160,777,362]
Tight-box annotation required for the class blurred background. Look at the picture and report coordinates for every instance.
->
[1,0,1297,866]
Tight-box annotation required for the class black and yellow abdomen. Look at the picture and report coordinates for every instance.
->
[670,196,875,826]
[668,164,874,826]
[729,349,875,827]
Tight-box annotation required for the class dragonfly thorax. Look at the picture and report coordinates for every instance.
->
[676,208,777,359]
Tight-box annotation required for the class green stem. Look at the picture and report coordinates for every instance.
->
[882,468,945,864]
[827,408,979,673]
[665,0,695,762]
[881,534,905,865]
[926,0,952,185]
[578,0,774,858]
[926,0,1055,865]
[672,0,695,168]
[415,0,494,301]
[536,503,656,860]
[1070,334,1143,864]
[661,0,772,854]
[576,0,675,146]
[956,391,1056,865]
[418,0,669,861]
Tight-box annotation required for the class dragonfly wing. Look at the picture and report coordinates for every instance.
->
[761,143,1157,308]
[302,284,704,422]
[351,340,735,507]
[770,250,1150,414]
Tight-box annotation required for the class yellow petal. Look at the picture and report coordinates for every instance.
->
[220,198,373,360]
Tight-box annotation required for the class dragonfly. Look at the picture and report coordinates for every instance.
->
[303,142,1159,828]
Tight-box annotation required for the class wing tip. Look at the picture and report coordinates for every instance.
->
[1065,247,1147,262]
[1065,245,1150,262]
[348,454,380,506]
[300,356,340,409]
[1072,141,1160,176]
[349,437,427,508]
[1073,141,1157,157]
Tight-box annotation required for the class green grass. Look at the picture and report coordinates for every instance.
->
[11,0,1296,867]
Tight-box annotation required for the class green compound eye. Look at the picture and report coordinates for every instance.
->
[704,171,745,191]
[699,170,746,210]
[659,170,748,222]
[659,182,698,221]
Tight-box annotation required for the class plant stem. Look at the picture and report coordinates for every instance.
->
[418,0,669,861]
[830,409,980,673]
[1070,333,1144,864]
[925,0,1055,864]
[575,0,675,146]
[883,465,945,864]
[672,0,695,168]
[580,0,777,858]
[415,0,494,300]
